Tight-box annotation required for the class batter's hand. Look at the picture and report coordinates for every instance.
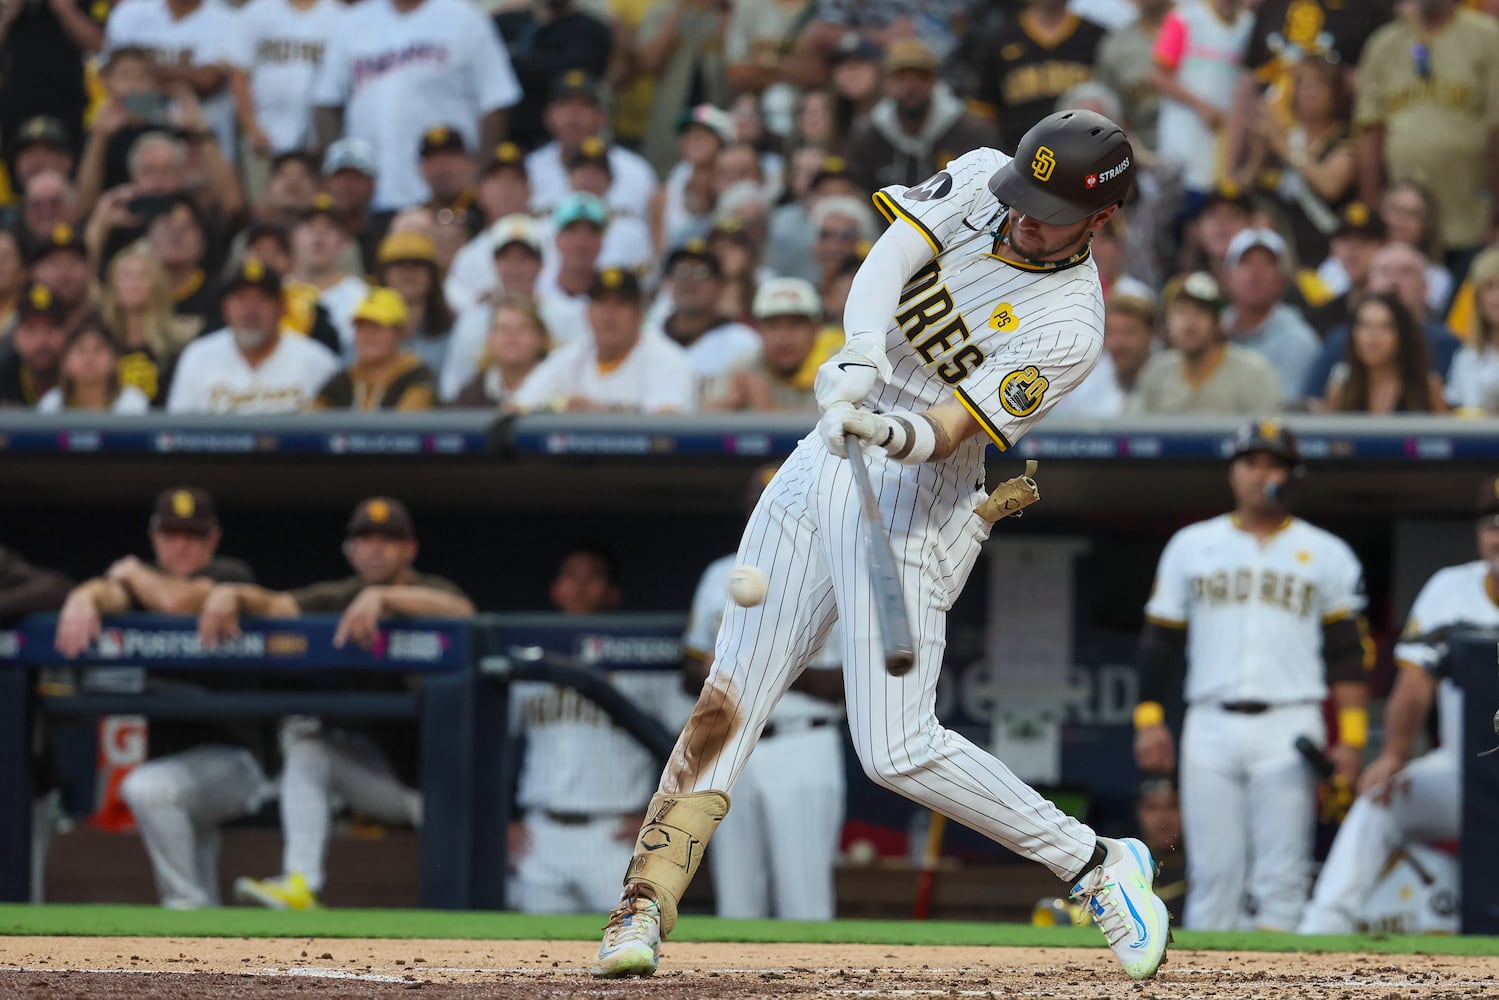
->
[54,592,102,658]
[1357,751,1406,805]
[197,585,242,647]
[818,401,889,457]
[814,338,893,413]
[1134,723,1176,773]
[334,586,385,650]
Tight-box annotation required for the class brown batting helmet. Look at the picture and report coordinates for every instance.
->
[988,110,1134,225]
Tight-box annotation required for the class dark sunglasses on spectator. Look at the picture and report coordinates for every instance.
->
[818,227,859,241]
[671,263,715,280]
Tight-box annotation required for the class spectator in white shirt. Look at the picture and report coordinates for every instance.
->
[1447,247,1499,412]
[649,240,759,384]
[510,268,694,414]
[166,258,339,414]
[311,0,521,213]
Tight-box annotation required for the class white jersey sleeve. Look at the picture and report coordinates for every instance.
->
[1316,537,1367,624]
[871,148,1008,257]
[1394,571,1449,673]
[1143,528,1193,628]
[164,339,210,414]
[642,342,697,414]
[952,312,1105,450]
[212,4,253,68]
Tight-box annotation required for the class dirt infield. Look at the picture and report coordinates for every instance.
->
[0,936,1495,999]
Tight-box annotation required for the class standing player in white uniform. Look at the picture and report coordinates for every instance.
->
[509,545,694,913]
[685,466,846,921]
[592,110,1171,982]
[1298,477,1497,933]
[1133,422,1370,932]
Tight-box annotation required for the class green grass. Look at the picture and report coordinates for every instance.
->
[0,904,1496,957]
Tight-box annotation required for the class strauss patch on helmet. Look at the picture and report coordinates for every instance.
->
[1086,157,1131,189]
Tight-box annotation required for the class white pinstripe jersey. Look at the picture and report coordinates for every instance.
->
[868,147,1107,463]
[1144,515,1366,705]
[1392,560,1497,755]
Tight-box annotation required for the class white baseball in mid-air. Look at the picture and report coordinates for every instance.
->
[727,565,768,607]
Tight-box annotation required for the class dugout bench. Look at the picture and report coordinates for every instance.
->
[0,612,684,911]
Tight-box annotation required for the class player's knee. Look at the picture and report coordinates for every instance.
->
[852,743,921,791]
[120,764,188,811]
[281,734,333,777]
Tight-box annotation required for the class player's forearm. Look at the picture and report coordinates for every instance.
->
[1331,680,1370,750]
[74,578,133,615]
[1134,623,1187,712]
[0,570,74,618]
[377,586,475,619]
[1379,665,1437,763]
[219,583,300,618]
[124,568,214,615]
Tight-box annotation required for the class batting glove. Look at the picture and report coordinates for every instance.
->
[819,401,889,458]
[814,338,893,413]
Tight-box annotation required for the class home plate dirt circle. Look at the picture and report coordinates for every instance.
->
[0,937,1493,999]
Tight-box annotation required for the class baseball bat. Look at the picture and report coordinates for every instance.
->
[912,811,947,920]
[1295,735,1354,823]
[844,432,916,676]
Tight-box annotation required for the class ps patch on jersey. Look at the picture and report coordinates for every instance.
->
[988,302,1020,332]
[998,365,1049,417]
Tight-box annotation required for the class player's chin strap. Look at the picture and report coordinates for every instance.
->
[987,207,1094,272]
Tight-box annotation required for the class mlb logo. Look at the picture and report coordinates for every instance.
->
[96,629,123,658]
[577,636,605,665]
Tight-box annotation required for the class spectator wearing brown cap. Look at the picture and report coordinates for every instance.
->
[444,144,534,315]
[494,0,613,150]
[1306,203,1388,336]
[311,287,437,411]
[0,282,70,405]
[511,267,694,413]
[36,317,150,413]
[417,126,480,234]
[565,137,654,275]
[844,39,992,193]
[526,71,657,220]
[24,221,94,330]
[8,117,77,207]
[650,240,760,384]
[165,257,339,413]
[1129,271,1283,415]
[199,496,473,912]
[53,486,265,912]
[704,277,842,412]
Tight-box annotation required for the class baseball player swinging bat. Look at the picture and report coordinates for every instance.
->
[1294,735,1355,825]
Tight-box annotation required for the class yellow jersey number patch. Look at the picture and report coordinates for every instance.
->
[998,366,1049,418]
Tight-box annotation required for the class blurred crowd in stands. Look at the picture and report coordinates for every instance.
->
[0,0,1495,419]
